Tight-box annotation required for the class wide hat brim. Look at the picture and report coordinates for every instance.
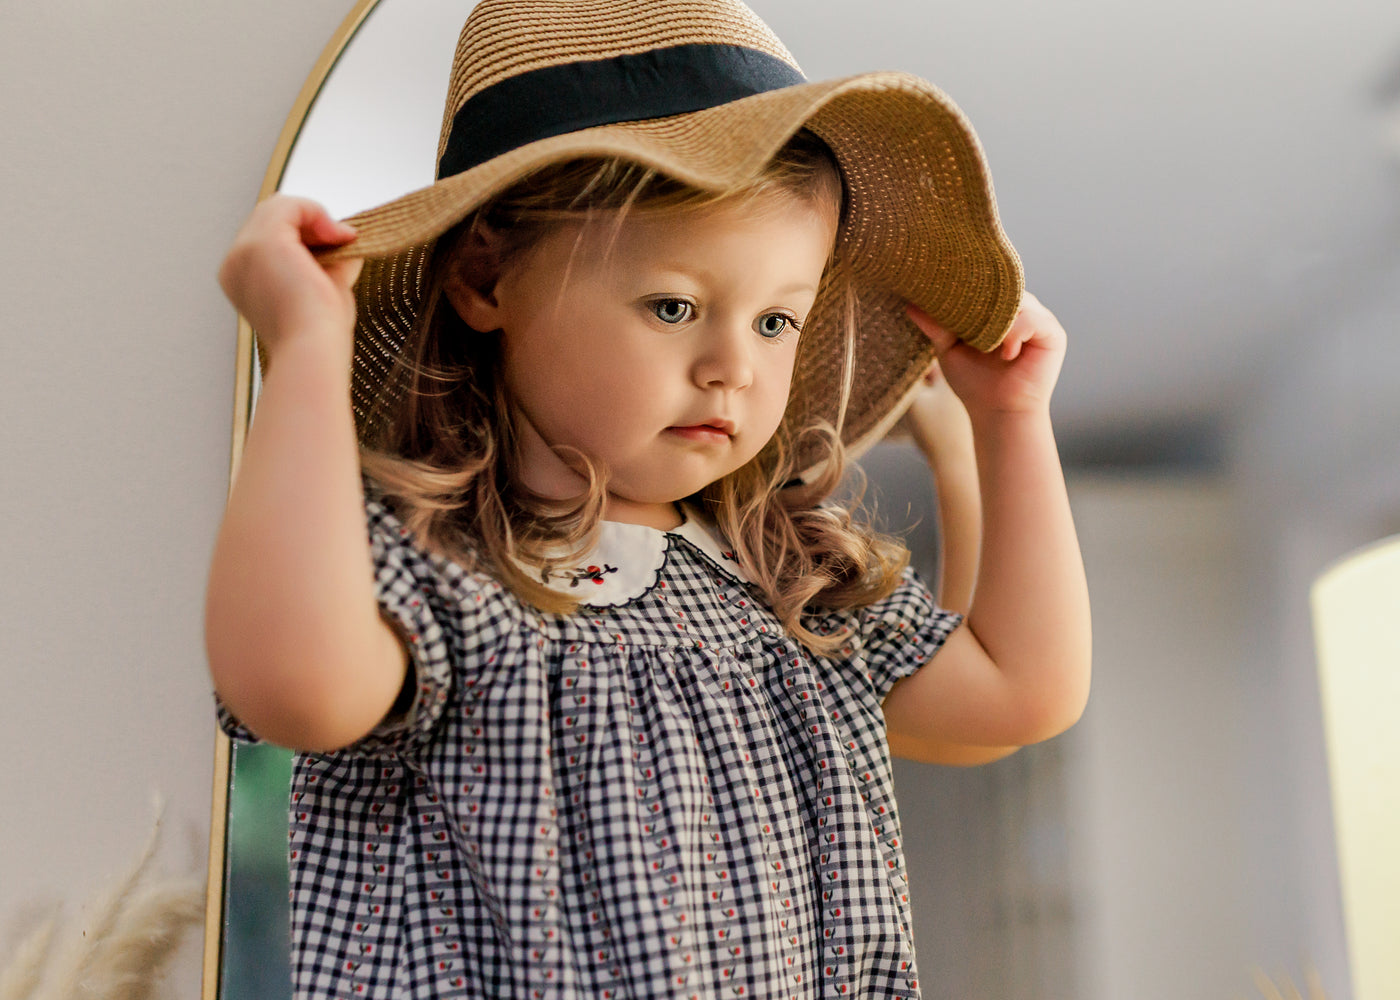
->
[323,70,1023,470]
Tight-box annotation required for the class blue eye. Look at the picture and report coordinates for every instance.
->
[651,299,693,324]
[756,313,791,339]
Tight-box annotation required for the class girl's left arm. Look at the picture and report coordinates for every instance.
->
[893,363,980,616]
[882,294,1092,760]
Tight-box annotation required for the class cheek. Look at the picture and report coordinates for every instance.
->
[757,353,798,421]
[503,340,657,440]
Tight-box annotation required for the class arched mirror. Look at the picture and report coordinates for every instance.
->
[203,4,466,996]
[207,1,1398,997]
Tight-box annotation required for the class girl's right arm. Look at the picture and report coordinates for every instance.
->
[205,196,408,753]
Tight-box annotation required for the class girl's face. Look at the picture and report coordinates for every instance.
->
[453,187,839,529]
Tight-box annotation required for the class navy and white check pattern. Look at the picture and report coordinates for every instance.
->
[219,484,961,999]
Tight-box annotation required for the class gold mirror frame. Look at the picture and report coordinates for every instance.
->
[201,3,382,995]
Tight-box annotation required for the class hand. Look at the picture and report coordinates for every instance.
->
[905,292,1067,418]
[217,195,362,364]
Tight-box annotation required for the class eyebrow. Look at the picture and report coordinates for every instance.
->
[647,267,818,298]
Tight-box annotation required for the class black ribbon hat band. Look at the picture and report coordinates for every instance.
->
[437,43,808,180]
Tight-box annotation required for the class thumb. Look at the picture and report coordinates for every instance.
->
[905,303,959,357]
[324,255,364,291]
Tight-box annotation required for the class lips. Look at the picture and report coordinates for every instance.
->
[667,419,735,443]
[697,418,736,436]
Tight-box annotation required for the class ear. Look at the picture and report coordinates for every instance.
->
[441,223,506,332]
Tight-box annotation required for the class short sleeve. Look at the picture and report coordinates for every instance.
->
[856,566,963,702]
[209,485,463,758]
[215,694,259,744]
[346,489,459,758]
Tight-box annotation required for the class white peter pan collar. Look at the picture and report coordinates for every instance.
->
[524,505,750,607]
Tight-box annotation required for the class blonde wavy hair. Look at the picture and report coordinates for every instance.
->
[359,130,908,654]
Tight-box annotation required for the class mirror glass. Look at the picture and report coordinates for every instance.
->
[274,1,460,215]
[216,1,1400,997]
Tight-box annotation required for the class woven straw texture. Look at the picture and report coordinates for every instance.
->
[307,0,1023,462]
[440,0,801,163]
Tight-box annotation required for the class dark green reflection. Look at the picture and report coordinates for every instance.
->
[223,741,294,1000]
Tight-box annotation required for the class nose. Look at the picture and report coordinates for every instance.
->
[690,317,754,391]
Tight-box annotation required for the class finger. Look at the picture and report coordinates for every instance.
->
[905,303,958,356]
[304,212,359,250]
[998,310,1029,359]
[1017,291,1065,338]
[323,255,364,290]
[996,291,1062,359]
[273,196,356,249]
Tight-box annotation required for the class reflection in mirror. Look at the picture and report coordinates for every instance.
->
[274,1,462,216]
[222,743,294,998]
[211,0,1400,998]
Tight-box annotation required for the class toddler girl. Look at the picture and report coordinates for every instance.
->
[208,1,1091,997]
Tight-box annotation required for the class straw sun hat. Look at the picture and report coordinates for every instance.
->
[323,0,1024,463]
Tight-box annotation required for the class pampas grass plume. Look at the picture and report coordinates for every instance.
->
[0,800,204,1000]
[0,915,57,1000]
[1243,966,1331,1000]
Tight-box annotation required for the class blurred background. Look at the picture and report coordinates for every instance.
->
[3,1,1398,998]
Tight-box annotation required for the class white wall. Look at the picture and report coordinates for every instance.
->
[1066,477,1253,1000]
[886,472,1306,1000]
[1229,257,1400,1000]
[0,2,355,992]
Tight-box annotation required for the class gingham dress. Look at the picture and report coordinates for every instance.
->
[219,484,961,1000]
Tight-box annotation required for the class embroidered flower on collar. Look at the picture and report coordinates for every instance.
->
[530,507,751,607]
[551,563,619,588]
